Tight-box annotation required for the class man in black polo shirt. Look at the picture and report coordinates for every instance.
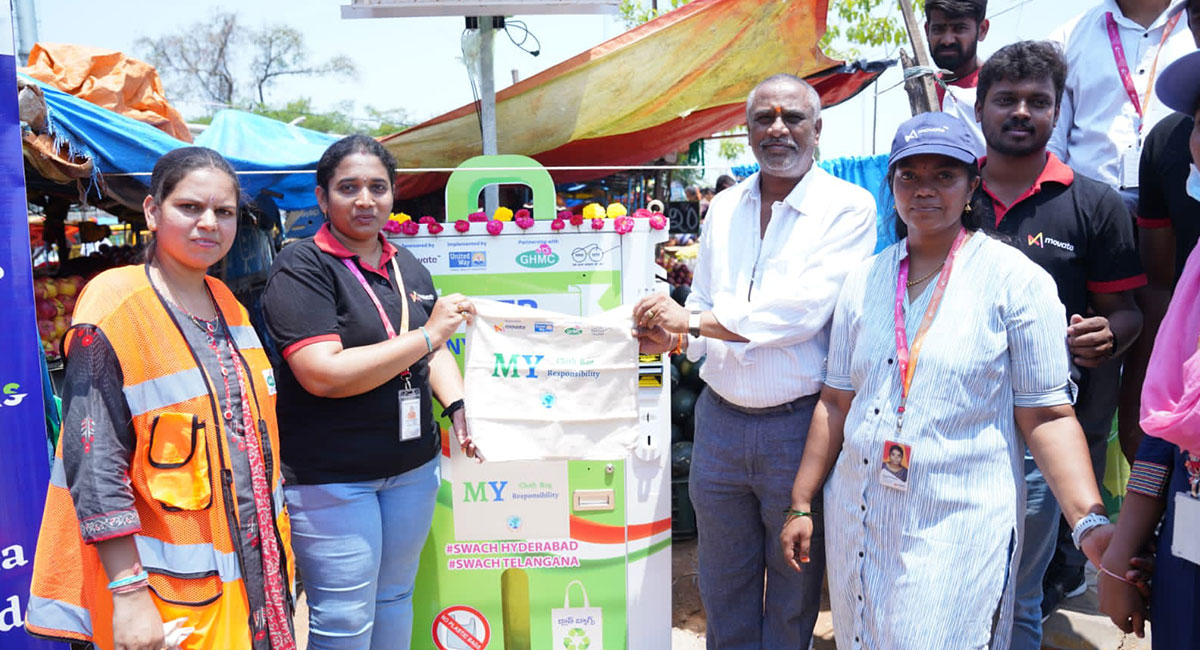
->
[1118,0,1200,464]
[972,40,1145,649]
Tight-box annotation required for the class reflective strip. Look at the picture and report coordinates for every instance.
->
[273,483,285,518]
[123,367,209,416]
[50,456,67,488]
[135,535,242,582]
[228,325,263,351]
[26,594,93,637]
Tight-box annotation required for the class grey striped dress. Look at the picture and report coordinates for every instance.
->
[823,233,1076,650]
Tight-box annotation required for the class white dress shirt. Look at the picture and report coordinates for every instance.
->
[685,167,877,408]
[1048,0,1193,188]
[940,77,986,158]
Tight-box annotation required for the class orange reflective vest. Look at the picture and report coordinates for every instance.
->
[26,265,293,649]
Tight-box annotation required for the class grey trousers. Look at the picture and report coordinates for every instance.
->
[689,387,825,650]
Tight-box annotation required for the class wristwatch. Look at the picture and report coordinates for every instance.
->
[688,311,702,338]
[1071,512,1110,549]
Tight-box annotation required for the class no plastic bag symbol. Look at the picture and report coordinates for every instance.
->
[432,605,491,650]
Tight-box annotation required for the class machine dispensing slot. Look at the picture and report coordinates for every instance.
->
[573,489,615,511]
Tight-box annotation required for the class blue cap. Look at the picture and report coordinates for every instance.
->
[1157,50,1200,115]
[887,112,978,167]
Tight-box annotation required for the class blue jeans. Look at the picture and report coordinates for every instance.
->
[1011,457,1060,650]
[284,456,441,650]
[689,388,824,650]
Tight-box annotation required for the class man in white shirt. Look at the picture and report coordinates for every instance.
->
[1049,0,1193,211]
[926,0,990,156]
[633,74,876,649]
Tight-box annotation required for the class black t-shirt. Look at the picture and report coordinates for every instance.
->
[262,227,441,484]
[1137,112,1200,283]
[977,155,1146,321]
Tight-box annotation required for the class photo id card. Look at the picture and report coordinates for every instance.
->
[1172,492,1200,566]
[879,440,912,492]
[399,388,422,441]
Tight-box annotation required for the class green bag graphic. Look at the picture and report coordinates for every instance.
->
[551,580,603,650]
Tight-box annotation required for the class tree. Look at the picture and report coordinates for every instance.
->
[249,26,356,105]
[820,0,926,59]
[617,0,922,59]
[137,11,240,106]
[246,99,413,137]
[137,11,358,108]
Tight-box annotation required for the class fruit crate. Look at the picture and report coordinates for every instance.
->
[671,476,697,541]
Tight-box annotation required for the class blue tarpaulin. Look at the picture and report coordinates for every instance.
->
[25,74,335,211]
[732,154,896,252]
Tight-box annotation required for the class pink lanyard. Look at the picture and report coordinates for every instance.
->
[1105,9,1182,127]
[342,256,412,377]
[893,228,969,434]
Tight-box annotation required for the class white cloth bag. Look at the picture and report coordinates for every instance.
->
[464,298,639,461]
[550,580,603,650]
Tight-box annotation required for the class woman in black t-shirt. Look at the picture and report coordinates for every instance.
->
[262,135,478,650]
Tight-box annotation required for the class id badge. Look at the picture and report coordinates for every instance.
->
[399,388,422,442]
[1172,492,1200,566]
[879,440,912,492]
[1120,145,1141,189]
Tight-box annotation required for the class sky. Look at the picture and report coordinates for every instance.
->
[26,0,1085,181]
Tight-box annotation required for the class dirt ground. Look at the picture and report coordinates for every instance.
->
[671,537,837,649]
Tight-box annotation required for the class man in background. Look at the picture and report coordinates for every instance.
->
[926,0,990,154]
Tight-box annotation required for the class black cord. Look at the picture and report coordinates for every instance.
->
[504,19,541,56]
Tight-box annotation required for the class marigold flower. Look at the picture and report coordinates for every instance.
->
[582,203,606,221]
[606,203,628,218]
[494,207,514,222]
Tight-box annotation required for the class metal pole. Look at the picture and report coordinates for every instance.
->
[480,16,499,216]
[13,0,38,62]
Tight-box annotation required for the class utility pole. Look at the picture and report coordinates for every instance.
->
[13,0,38,63]
[478,17,499,217]
[897,0,938,115]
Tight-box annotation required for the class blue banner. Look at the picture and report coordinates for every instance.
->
[0,11,56,650]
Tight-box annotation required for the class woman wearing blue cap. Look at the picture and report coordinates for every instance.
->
[780,112,1112,649]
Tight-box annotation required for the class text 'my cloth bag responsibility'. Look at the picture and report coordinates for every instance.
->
[463,298,639,461]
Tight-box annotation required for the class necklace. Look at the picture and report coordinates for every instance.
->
[906,262,945,288]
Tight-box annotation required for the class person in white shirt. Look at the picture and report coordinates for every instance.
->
[632,73,876,650]
[926,0,991,156]
[1049,0,1193,211]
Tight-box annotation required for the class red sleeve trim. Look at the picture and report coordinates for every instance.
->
[1087,274,1148,293]
[282,333,341,359]
[1136,216,1173,229]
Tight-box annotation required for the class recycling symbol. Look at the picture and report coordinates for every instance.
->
[563,627,591,650]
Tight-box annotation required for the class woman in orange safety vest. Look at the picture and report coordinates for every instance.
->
[26,147,296,650]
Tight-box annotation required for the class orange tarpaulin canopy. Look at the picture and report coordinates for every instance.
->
[21,43,192,142]
[380,0,886,199]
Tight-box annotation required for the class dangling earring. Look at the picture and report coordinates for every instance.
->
[963,204,973,213]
